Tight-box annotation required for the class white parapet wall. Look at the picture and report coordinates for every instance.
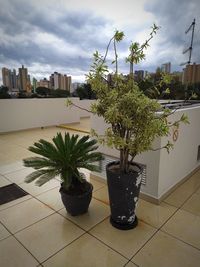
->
[76,99,95,118]
[158,106,200,198]
[0,98,93,133]
[91,105,200,201]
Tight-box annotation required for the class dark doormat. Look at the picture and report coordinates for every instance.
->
[0,183,29,205]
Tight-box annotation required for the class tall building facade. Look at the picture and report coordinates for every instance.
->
[18,65,28,91]
[182,63,200,84]
[37,78,50,88]
[161,62,171,73]
[2,68,11,89]
[49,72,72,91]
[2,68,18,90]
[134,70,147,81]
[32,78,37,92]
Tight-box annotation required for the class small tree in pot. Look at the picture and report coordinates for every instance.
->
[23,132,103,216]
[67,25,189,229]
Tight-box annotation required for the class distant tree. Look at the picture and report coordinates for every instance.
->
[36,87,50,96]
[76,83,96,99]
[50,89,70,98]
[0,86,11,99]
[18,91,28,98]
[138,79,154,97]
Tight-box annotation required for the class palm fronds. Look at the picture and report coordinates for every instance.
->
[23,133,103,190]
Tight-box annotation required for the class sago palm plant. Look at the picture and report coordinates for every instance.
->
[23,132,103,192]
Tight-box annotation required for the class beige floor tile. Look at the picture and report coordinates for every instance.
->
[133,231,200,267]
[0,161,25,175]
[0,143,24,154]
[1,146,29,160]
[162,209,200,249]
[182,193,200,216]
[19,179,60,196]
[0,198,54,233]
[43,233,127,267]
[125,262,138,267]
[93,186,110,205]
[196,186,200,195]
[0,156,17,166]
[36,187,63,211]
[90,218,157,259]
[59,198,110,231]
[0,223,11,241]
[4,167,35,184]
[0,236,38,267]
[0,175,11,187]
[15,213,84,262]
[0,195,32,211]
[90,178,105,192]
[164,174,200,207]
[137,199,177,228]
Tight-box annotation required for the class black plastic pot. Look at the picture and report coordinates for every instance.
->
[59,182,93,216]
[106,161,143,230]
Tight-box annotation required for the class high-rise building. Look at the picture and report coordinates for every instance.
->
[161,62,171,73]
[11,69,17,89]
[2,68,18,90]
[49,72,72,91]
[37,78,50,88]
[49,74,54,89]
[2,68,10,89]
[182,63,200,84]
[32,78,37,92]
[53,72,59,89]
[2,67,11,89]
[134,70,146,81]
[65,75,71,91]
[18,65,28,91]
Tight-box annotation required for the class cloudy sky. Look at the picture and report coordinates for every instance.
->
[0,0,200,84]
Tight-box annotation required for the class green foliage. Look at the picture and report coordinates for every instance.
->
[75,83,96,99]
[23,133,103,190]
[36,87,50,96]
[50,89,70,98]
[35,87,70,98]
[86,25,188,173]
[0,86,11,99]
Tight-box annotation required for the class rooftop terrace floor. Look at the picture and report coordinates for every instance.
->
[0,123,200,267]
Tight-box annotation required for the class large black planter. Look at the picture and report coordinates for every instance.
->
[106,161,143,230]
[59,182,93,216]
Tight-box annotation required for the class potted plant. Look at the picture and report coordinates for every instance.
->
[23,132,103,216]
[67,25,188,229]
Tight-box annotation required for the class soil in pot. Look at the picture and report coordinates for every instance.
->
[106,161,143,230]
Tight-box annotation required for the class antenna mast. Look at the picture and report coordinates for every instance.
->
[180,18,196,66]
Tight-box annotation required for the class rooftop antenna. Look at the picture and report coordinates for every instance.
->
[180,18,196,66]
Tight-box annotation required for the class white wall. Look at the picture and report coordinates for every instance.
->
[76,99,95,118]
[0,98,84,133]
[158,106,200,197]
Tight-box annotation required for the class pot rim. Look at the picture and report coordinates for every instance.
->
[106,160,143,175]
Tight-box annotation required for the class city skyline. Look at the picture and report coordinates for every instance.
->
[1,65,72,92]
[0,0,200,84]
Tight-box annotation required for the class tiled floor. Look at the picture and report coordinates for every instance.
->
[0,125,200,266]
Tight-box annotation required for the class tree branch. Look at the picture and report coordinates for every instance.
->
[69,102,94,114]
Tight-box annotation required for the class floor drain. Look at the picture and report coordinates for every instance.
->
[0,183,29,205]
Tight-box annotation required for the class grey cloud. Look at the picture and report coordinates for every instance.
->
[145,0,200,67]
[0,0,111,78]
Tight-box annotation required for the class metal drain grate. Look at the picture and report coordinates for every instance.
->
[98,154,147,185]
